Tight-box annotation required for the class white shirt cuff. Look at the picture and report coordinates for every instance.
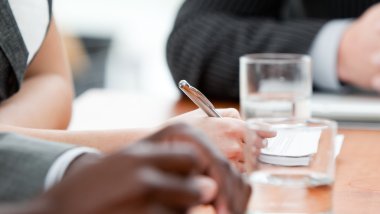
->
[310,19,353,91]
[44,147,101,190]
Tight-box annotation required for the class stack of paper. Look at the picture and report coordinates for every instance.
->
[259,130,343,166]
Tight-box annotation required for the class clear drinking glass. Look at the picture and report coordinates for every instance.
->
[244,118,337,214]
[240,54,312,120]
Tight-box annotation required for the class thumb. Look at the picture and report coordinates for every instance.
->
[217,108,241,119]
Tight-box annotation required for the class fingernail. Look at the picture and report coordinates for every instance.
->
[371,76,380,92]
[192,177,218,203]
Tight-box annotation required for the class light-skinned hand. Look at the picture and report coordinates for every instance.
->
[164,108,276,171]
[338,3,380,92]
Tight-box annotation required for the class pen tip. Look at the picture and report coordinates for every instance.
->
[179,80,189,88]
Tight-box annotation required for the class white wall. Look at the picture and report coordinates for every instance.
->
[54,0,185,98]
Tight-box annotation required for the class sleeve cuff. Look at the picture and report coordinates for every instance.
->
[44,147,101,190]
[310,19,353,91]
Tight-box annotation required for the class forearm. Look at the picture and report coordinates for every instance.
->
[167,0,327,100]
[0,73,73,129]
[0,124,155,153]
[0,19,75,130]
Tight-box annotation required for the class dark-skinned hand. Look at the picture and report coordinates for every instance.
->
[3,124,251,214]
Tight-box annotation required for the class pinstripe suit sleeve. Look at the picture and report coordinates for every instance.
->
[0,133,74,202]
[167,0,328,100]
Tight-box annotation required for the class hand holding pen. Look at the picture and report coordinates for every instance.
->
[177,80,278,213]
[178,79,276,155]
[179,80,222,118]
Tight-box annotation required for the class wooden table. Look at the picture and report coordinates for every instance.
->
[185,99,380,214]
[71,90,380,214]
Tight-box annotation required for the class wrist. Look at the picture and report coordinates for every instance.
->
[64,153,102,179]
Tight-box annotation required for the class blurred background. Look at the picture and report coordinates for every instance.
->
[54,0,184,99]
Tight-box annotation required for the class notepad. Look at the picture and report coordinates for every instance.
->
[258,129,322,166]
[259,130,344,166]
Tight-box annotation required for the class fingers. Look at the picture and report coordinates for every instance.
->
[191,176,218,203]
[211,159,252,214]
[159,112,248,162]
[142,124,251,213]
[145,205,180,214]
[257,130,277,138]
[219,118,276,145]
[159,123,252,212]
[230,174,252,214]
[140,168,215,208]
[232,161,245,173]
[219,138,243,160]
[123,204,181,214]
[206,117,246,160]
[148,123,227,168]
[216,108,241,119]
[257,135,272,150]
[126,143,205,176]
[179,108,241,119]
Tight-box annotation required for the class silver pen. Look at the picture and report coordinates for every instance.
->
[178,80,222,118]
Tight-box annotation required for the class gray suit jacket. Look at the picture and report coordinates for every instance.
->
[0,133,74,202]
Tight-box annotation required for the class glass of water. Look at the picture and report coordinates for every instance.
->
[240,54,312,120]
[244,118,337,214]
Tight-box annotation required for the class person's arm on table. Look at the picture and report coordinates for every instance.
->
[310,20,352,92]
[167,0,327,100]
[336,3,380,92]
[0,17,267,164]
[0,20,73,129]
[168,1,380,99]
[0,123,154,153]
[0,22,261,159]
[0,108,260,169]
[311,3,380,93]
[0,133,76,202]
[0,19,258,159]
[1,124,252,214]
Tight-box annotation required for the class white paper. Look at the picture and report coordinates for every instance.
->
[259,135,344,166]
[334,135,344,158]
[261,129,322,157]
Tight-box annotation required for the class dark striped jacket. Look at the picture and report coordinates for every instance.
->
[167,0,379,100]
